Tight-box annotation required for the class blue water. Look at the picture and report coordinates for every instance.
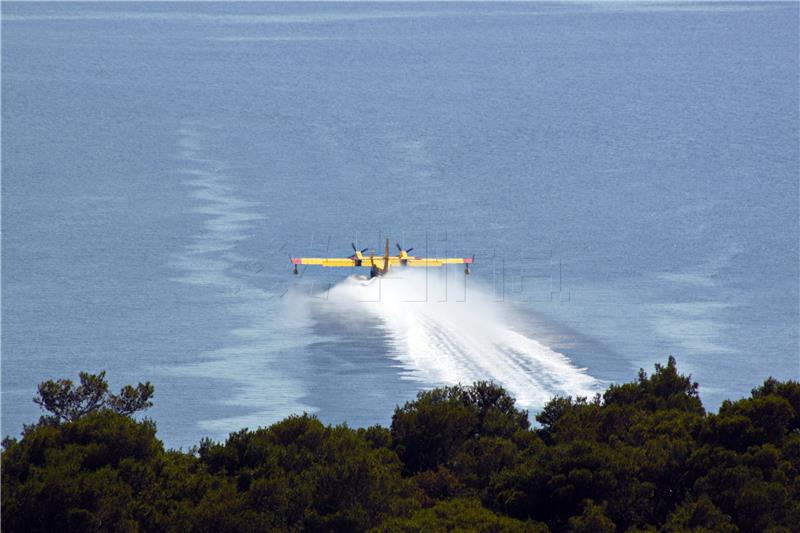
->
[3,2,798,449]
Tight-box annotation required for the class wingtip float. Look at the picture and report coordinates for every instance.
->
[291,238,474,278]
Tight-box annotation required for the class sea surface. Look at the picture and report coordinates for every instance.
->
[3,1,798,449]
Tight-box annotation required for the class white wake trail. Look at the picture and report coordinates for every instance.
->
[318,270,600,408]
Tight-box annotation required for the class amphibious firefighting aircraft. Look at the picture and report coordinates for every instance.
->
[291,239,473,278]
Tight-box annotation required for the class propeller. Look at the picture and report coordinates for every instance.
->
[396,243,414,254]
[349,242,368,259]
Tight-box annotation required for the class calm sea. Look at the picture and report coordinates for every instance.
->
[3,2,798,448]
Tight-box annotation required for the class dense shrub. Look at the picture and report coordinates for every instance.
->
[3,359,799,532]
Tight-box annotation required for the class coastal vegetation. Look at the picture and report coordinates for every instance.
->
[2,357,799,532]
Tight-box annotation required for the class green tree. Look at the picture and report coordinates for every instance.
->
[603,356,703,415]
[4,360,800,533]
[198,414,419,531]
[566,500,615,533]
[1,410,162,532]
[32,371,154,424]
[663,495,738,533]
[373,497,548,532]
[391,381,529,474]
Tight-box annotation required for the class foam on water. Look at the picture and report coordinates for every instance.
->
[314,270,600,408]
[1,10,440,24]
[162,126,317,436]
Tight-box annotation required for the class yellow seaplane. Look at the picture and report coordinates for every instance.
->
[291,239,474,278]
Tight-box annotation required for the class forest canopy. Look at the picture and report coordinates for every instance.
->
[2,357,799,532]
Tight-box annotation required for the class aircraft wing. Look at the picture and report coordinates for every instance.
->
[406,257,474,267]
[291,255,473,269]
[291,257,359,267]
[363,257,410,266]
